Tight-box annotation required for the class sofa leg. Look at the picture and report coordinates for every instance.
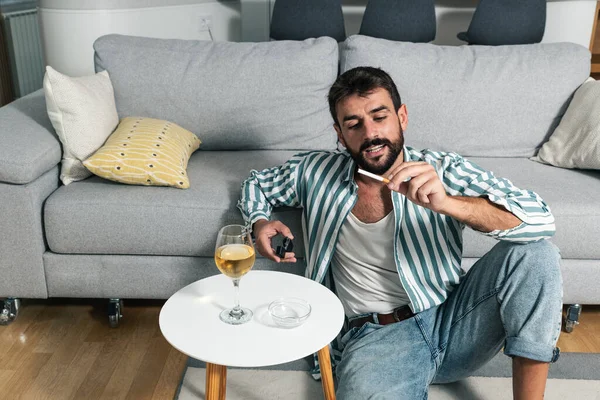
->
[0,298,21,326]
[564,304,582,333]
[108,298,123,328]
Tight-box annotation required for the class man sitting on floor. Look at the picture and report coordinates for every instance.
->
[238,66,562,400]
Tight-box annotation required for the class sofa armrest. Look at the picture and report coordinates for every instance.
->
[0,89,62,184]
[0,167,59,298]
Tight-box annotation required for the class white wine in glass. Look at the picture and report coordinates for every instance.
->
[214,225,255,324]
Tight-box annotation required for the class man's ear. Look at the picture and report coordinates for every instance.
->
[397,104,408,132]
[334,123,346,148]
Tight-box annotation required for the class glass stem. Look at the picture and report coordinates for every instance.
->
[232,278,241,315]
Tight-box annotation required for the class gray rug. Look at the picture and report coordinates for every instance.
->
[176,353,600,400]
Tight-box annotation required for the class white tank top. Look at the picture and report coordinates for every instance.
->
[331,210,410,317]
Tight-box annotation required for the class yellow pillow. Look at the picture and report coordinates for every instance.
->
[83,117,201,188]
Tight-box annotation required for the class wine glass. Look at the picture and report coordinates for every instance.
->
[214,224,256,325]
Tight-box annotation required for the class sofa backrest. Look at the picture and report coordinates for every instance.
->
[94,34,339,151]
[340,35,591,158]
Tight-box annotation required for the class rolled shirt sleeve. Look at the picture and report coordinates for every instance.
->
[237,153,305,228]
[440,153,555,242]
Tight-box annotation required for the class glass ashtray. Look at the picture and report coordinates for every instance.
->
[268,297,311,328]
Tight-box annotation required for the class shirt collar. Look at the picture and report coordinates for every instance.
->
[341,151,356,183]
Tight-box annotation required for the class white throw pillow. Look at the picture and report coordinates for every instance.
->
[532,77,600,169]
[43,66,119,185]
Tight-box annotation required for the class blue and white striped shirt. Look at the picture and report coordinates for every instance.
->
[238,146,555,313]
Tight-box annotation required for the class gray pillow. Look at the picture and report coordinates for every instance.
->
[533,78,600,169]
[94,34,339,151]
[340,35,591,158]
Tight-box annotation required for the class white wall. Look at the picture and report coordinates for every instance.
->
[39,1,241,76]
[39,0,598,77]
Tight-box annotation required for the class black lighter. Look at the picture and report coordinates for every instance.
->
[275,236,294,258]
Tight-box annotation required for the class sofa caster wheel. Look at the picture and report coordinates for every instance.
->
[0,298,21,326]
[108,299,123,328]
[564,304,581,333]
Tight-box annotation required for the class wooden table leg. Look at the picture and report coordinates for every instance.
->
[206,362,227,400]
[220,367,227,400]
[318,345,336,400]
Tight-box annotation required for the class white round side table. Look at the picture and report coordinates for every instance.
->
[159,270,345,400]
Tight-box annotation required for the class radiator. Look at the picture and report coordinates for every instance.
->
[0,25,13,106]
[1,9,44,99]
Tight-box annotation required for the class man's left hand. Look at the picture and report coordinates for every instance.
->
[386,161,449,212]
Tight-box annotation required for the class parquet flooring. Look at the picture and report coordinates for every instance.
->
[0,300,598,399]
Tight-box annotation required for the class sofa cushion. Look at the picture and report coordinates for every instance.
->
[43,66,119,185]
[44,154,598,260]
[533,77,600,169]
[44,150,305,257]
[83,117,201,188]
[340,35,591,158]
[462,157,600,259]
[94,34,338,151]
[0,90,62,184]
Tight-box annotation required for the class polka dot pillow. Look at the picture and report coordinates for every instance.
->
[83,117,201,188]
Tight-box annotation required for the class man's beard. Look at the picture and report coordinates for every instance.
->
[349,126,404,176]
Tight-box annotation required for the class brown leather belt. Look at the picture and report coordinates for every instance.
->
[348,305,415,330]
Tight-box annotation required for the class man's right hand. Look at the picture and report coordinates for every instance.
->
[253,219,297,263]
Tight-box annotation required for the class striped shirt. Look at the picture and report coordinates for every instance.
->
[237,146,555,314]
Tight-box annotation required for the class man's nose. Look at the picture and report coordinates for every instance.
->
[363,119,378,139]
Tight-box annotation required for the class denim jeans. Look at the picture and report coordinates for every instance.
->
[335,240,563,400]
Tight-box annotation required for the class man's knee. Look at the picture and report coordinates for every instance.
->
[497,240,562,291]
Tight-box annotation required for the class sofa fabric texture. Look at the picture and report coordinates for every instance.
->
[0,91,62,184]
[340,35,591,158]
[0,167,59,298]
[45,150,305,257]
[43,253,305,299]
[94,34,339,151]
[44,154,600,261]
[0,34,598,306]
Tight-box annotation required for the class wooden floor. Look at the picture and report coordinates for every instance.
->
[0,299,187,400]
[0,300,599,400]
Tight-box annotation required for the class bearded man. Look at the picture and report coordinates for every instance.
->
[238,66,562,400]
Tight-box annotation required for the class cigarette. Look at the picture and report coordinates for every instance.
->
[357,168,390,184]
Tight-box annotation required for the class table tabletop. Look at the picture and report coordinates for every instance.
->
[159,270,345,367]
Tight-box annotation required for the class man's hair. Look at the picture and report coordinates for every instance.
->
[328,67,402,127]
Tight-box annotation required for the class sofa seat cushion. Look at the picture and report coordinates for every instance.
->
[44,150,304,257]
[463,157,600,259]
[45,153,598,260]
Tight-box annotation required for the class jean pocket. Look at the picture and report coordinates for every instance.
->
[341,322,380,348]
[341,322,385,356]
[350,322,383,343]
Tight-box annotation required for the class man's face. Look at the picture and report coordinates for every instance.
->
[334,88,408,176]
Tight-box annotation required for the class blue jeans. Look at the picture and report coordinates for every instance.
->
[335,240,563,400]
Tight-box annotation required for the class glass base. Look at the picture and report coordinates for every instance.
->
[220,307,253,325]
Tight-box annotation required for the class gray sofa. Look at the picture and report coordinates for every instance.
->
[0,34,597,328]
